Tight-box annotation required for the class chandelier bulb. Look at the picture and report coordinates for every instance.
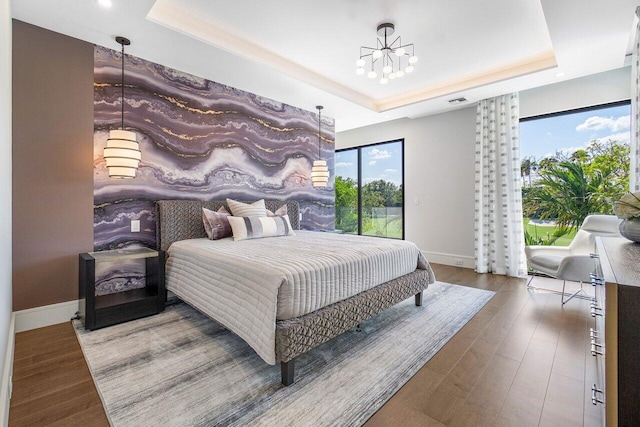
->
[396,70,405,78]
[372,50,383,59]
[395,48,406,56]
[382,65,392,74]
[380,77,389,84]
[356,58,365,67]
[405,65,414,73]
[409,55,418,64]
[389,73,397,80]
[367,70,377,79]
[356,67,365,75]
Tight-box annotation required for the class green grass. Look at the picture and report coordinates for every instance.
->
[524,218,577,246]
[362,217,403,239]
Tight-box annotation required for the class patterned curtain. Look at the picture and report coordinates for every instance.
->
[474,93,526,277]
[631,6,640,192]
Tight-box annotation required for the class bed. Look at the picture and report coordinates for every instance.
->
[156,199,435,385]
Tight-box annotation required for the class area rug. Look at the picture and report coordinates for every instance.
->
[75,282,494,427]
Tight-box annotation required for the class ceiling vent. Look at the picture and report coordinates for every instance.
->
[448,97,467,104]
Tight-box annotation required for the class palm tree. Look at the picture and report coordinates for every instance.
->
[529,161,612,229]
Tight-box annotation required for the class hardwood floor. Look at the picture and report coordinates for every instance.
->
[8,264,601,426]
[366,265,601,427]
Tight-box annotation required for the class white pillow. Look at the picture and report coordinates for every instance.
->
[226,198,267,217]
[227,215,295,241]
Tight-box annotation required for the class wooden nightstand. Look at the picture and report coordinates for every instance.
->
[78,247,166,330]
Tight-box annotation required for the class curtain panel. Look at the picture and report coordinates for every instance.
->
[631,6,640,192]
[474,93,526,277]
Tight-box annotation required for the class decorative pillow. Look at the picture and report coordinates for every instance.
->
[227,214,295,241]
[202,206,232,240]
[226,198,267,217]
[267,204,287,217]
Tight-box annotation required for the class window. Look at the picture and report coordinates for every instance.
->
[519,101,630,246]
[335,139,404,239]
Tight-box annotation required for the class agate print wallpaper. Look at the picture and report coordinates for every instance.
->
[93,46,335,254]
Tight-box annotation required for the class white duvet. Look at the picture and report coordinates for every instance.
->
[166,230,435,364]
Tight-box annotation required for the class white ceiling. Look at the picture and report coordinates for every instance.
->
[10,0,639,132]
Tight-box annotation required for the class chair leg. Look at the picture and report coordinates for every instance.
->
[561,281,587,305]
[527,273,590,305]
[526,271,537,288]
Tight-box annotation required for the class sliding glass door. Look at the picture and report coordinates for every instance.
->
[335,139,404,239]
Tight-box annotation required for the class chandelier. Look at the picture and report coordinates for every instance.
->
[356,23,418,85]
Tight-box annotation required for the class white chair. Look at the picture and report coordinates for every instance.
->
[525,214,621,304]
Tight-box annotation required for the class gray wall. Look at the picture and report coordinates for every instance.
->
[336,107,478,267]
[12,21,94,311]
[336,67,631,267]
[0,0,13,421]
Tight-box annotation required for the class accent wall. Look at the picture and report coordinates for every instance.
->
[93,46,335,255]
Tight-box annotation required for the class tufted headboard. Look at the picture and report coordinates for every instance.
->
[155,200,300,252]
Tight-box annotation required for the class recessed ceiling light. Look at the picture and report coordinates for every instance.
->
[97,0,112,8]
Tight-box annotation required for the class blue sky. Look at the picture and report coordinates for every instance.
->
[520,103,631,159]
[335,140,402,186]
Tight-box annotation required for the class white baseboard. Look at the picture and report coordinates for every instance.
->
[14,300,79,333]
[0,313,15,426]
[421,250,474,269]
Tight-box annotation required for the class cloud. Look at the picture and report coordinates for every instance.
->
[384,168,397,173]
[335,162,353,168]
[600,131,631,145]
[369,148,392,160]
[576,115,630,132]
[369,160,377,166]
[542,132,631,158]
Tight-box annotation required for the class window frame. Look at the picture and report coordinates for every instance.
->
[335,138,405,240]
[520,100,630,123]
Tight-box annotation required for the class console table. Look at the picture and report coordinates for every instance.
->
[591,237,640,426]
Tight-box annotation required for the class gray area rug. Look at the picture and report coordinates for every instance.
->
[75,282,494,427]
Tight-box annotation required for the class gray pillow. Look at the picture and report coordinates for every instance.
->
[202,206,232,240]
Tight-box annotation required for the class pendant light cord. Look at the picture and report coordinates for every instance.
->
[317,106,323,160]
[121,42,125,130]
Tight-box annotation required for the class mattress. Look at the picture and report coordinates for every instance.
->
[166,231,434,364]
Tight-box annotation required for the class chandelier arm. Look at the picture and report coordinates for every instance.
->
[389,35,401,49]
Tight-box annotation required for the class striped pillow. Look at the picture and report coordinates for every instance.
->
[226,198,267,217]
[227,215,295,241]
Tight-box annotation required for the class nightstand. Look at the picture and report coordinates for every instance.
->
[79,247,166,330]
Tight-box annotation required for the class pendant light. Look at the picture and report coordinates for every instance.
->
[311,106,329,188]
[103,36,141,179]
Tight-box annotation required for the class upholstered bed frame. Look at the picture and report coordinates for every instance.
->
[156,199,431,385]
